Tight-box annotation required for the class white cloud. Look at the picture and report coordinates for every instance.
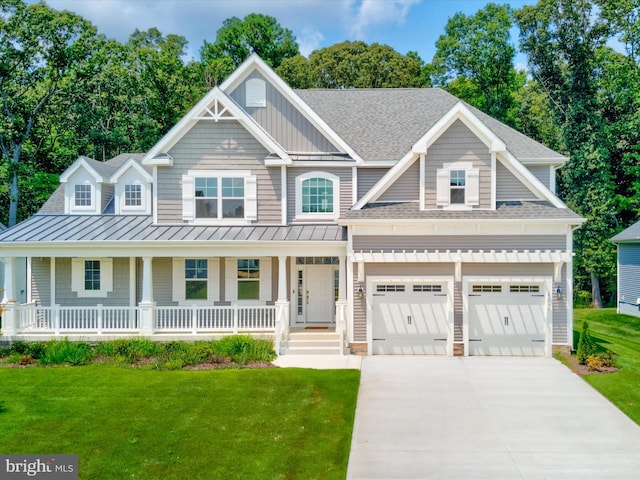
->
[345,0,420,39]
[298,27,325,57]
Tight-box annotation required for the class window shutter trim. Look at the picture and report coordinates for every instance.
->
[436,168,450,206]
[466,168,480,206]
[182,175,195,221]
[245,175,258,221]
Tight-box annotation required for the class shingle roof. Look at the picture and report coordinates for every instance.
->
[341,201,583,221]
[0,215,347,243]
[295,88,566,163]
[38,153,147,215]
[612,221,640,243]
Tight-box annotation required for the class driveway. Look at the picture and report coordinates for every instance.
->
[347,356,640,479]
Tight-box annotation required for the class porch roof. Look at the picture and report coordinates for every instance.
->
[0,215,347,243]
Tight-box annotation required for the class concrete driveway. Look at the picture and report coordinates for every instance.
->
[347,356,640,479]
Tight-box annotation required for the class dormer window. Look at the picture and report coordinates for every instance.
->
[74,184,92,207]
[295,171,340,220]
[245,78,266,107]
[436,162,479,209]
[124,184,142,207]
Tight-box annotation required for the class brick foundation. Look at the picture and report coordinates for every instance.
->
[453,343,464,356]
[553,345,572,356]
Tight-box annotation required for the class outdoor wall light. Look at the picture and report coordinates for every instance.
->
[555,286,562,295]
[357,286,365,297]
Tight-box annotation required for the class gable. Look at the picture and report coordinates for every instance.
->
[496,160,540,201]
[230,71,340,153]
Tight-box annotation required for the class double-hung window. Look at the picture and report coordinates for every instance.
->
[183,171,257,223]
[185,259,208,300]
[237,259,260,300]
[436,162,479,208]
[84,260,101,291]
[124,184,142,207]
[74,184,92,207]
[71,258,113,298]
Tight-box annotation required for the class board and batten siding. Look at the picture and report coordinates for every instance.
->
[230,71,338,153]
[378,162,420,202]
[352,235,567,252]
[496,160,539,201]
[357,168,388,200]
[54,258,130,307]
[158,120,281,224]
[424,119,492,209]
[286,167,353,223]
[618,244,640,317]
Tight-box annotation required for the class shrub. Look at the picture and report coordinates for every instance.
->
[214,335,276,364]
[39,339,95,366]
[9,341,46,359]
[586,350,617,371]
[576,321,597,365]
[96,339,160,363]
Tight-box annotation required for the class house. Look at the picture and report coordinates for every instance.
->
[0,54,584,356]
[612,221,640,317]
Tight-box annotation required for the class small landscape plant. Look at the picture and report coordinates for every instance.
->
[39,339,95,366]
[576,321,597,364]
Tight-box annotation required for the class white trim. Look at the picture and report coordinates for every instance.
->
[129,257,136,308]
[294,171,340,220]
[352,250,572,264]
[112,162,152,215]
[419,155,425,210]
[352,167,358,206]
[110,158,153,183]
[143,87,290,166]
[245,77,266,107]
[71,258,113,298]
[220,53,362,164]
[172,257,220,305]
[281,165,287,225]
[498,153,566,208]
[60,157,105,183]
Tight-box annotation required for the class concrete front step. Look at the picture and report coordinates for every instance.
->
[282,331,343,355]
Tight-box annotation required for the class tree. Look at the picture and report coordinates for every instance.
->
[285,41,422,89]
[201,13,299,69]
[430,3,520,124]
[516,0,616,307]
[576,321,597,364]
[0,0,97,226]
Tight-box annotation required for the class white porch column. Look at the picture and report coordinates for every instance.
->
[335,255,348,355]
[139,256,155,336]
[274,256,290,355]
[1,257,18,337]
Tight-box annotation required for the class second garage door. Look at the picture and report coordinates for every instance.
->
[467,281,548,356]
[372,283,450,354]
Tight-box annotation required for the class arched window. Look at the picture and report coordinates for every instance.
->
[295,172,340,219]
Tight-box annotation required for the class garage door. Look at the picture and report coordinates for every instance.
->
[468,282,547,356]
[372,283,449,354]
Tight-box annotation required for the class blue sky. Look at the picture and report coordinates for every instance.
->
[42,0,534,65]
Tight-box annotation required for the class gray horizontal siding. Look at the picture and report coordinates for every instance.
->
[287,167,353,223]
[552,264,568,344]
[55,258,131,307]
[230,71,338,153]
[527,165,551,190]
[153,257,177,306]
[425,119,492,209]
[619,244,640,317]
[101,184,114,213]
[31,258,51,306]
[497,161,538,200]
[159,120,281,224]
[379,162,419,202]
[357,168,388,200]
[353,235,567,252]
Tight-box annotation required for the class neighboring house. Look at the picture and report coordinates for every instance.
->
[0,54,584,356]
[612,221,640,317]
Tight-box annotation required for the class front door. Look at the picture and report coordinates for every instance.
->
[294,265,336,324]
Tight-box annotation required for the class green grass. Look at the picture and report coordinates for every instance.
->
[0,366,360,480]
[573,308,640,425]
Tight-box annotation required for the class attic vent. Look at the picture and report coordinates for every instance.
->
[245,78,266,107]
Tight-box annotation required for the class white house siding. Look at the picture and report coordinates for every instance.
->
[496,160,539,201]
[378,162,420,202]
[357,168,388,200]
[424,119,492,209]
[619,244,640,317]
[286,167,353,223]
[158,120,281,224]
[230,71,339,153]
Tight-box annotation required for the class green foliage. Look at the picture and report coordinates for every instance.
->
[431,3,520,124]
[213,335,276,364]
[0,399,6,414]
[39,339,95,366]
[201,13,299,68]
[95,338,160,363]
[586,350,617,371]
[577,321,598,364]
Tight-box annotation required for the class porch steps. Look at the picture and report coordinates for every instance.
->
[282,331,342,355]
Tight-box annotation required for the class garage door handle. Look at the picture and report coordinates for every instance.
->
[373,338,385,341]
[531,339,545,342]
[434,338,447,341]
[468,294,481,297]
[532,294,545,297]
[434,294,447,297]
[469,339,482,342]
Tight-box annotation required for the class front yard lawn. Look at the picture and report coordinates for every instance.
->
[0,365,360,480]
[572,308,640,425]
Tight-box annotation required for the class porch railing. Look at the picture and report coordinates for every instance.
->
[155,305,276,333]
[13,304,276,335]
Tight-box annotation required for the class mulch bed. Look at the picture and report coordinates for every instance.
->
[560,352,619,376]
